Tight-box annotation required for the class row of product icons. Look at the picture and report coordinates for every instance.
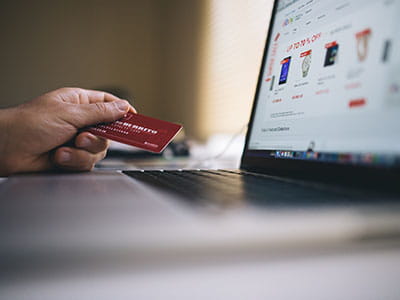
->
[267,28,392,90]
[274,149,396,166]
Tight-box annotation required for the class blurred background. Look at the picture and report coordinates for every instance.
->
[0,0,272,141]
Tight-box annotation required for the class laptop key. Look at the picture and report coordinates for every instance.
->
[123,169,363,208]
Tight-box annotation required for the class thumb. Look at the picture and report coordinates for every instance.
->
[69,100,130,128]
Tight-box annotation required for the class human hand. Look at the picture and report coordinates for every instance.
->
[0,88,136,176]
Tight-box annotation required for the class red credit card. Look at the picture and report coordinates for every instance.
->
[85,113,182,153]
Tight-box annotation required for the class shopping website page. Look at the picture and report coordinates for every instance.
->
[248,0,400,166]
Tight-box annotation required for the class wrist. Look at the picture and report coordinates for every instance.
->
[0,107,18,176]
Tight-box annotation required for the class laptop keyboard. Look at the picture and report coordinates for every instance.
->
[123,169,359,208]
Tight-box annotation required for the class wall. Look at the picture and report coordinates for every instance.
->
[0,0,163,116]
[0,0,272,140]
[158,0,204,137]
[197,0,273,140]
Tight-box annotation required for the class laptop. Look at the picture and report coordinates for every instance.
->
[1,0,400,274]
[123,0,400,201]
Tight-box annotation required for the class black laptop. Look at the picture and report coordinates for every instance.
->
[124,0,400,205]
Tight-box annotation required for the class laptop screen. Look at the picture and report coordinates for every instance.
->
[247,0,400,168]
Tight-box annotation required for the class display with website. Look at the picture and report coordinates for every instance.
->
[248,0,400,167]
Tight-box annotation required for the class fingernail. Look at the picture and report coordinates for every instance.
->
[116,101,129,112]
[80,137,91,148]
[59,151,71,163]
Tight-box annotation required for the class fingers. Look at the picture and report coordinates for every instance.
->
[78,89,137,113]
[128,106,137,113]
[52,88,136,113]
[53,147,107,171]
[49,87,137,128]
[51,87,121,104]
[83,89,137,112]
[67,99,131,128]
[53,132,110,171]
[81,89,123,104]
[75,132,109,154]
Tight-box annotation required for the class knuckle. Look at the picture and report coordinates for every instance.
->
[94,102,109,114]
[57,87,84,98]
[58,87,74,94]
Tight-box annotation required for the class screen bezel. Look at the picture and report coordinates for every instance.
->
[240,0,400,188]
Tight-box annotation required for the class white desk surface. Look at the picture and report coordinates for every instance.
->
[1,245,399,300]
[1,150,400,299]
